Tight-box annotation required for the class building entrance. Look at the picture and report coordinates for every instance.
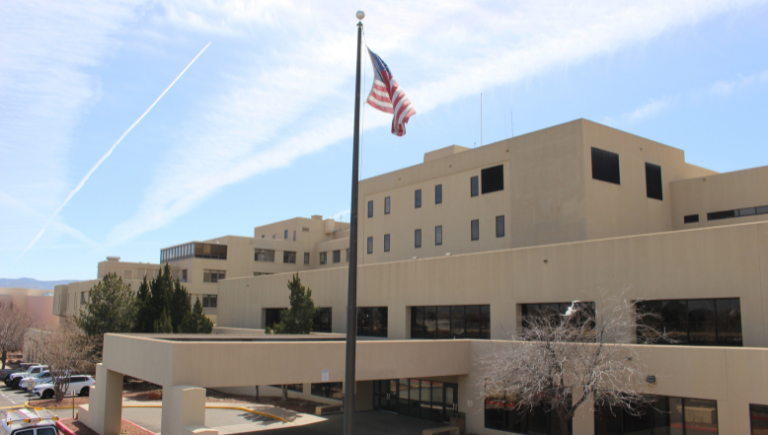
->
[373,379,458,422]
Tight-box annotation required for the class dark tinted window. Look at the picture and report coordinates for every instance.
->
[595,395,718,435]
[415,190,422,208]
[435,226,443,246]
[367,237,373,254]
[384,234,390,252]
[708,210,736,220]
[591,147,620,185]
[384,197,391,215]
[264,308,283,328]
[645,162,663,200]
[470,176,479,197]
[435,185,442,204]
[481,165,504,194]
[471,220,479,241]
[415,229,422,248]
[411,305,490,340]
[637,298,742,346]
[311,382,343,399]
[332,250,340,263]
[36,428,56,435]
[368,200,373,218]
[496,216,505,237]
[684,214,699,224]
[304,252,310,264]
[751,404,768,435]
[313,308,332,332]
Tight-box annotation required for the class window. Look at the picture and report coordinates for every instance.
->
[411,305,490,339]
[435,226,443,246]
[496,216,505,237]
[481,165,504,194]
[521,302,596,340]
[471,220,479,241]
[293,230,296,241]
[283,251,296,264]
[181,269,187,283]
[203,270,226,283]
[706,204,768,221]
[384,234,390,252]
[751,404,768,434]
[435,184,442,204]
[595,395,718,435]
[202,295,217,308]
[385,196,391,214]
[304,252,310,265]
[415,189,422,208]
[470,176,479,197]
[254,249,275,262]
[636,298,742,346]
[333,250,341,263]
[357,307,388,337]
[313,308,332,332]
[195,243,228,260]
[253,272,272,276]
[311,382,343,399]
[368,200,373,217]
[284,230,288,239]
[591,147,621,185]
[486,391,572,434]
[684,214,700,224]
[415,229,422,248]
[264,308,285,328]
[319,252,327,265]
[302,227,310,232]
[80,292,86,304]
[367,237,373,254]
[645,162,663,200]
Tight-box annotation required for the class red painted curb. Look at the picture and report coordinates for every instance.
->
[122,418,158,435]
[56,420,76,435]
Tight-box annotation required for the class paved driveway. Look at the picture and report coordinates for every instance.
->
[0,386,34,408]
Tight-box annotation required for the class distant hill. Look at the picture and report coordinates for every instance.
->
[0,278,83,290]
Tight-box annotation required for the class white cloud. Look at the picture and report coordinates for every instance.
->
[709,69,768,96]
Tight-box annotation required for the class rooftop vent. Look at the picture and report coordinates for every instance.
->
[106,256,121,262]
[311,215,323,220]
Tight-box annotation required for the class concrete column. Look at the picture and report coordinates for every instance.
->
[161,385,218,435]
[571,387,594,435]
[78,364,123,435]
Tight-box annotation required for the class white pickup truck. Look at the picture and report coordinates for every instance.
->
[5,366,48,390]
[0,408,58,435]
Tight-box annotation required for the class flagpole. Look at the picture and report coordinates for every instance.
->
[344,10,364,435]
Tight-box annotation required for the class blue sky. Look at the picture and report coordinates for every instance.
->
[2,0,768,280]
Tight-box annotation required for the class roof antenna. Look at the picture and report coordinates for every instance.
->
[480,93,483,146]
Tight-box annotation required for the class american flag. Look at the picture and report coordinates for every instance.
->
[366,47,416,137]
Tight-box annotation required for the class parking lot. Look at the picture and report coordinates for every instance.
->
[0,385,35,408]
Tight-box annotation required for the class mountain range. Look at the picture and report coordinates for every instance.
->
[0,277,82,290]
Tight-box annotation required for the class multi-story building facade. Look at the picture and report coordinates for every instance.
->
[63,119,768,435]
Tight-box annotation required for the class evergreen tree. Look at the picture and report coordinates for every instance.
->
[133,275,155,333]
[154,309,173,333]
[171,280,191,331]
[132,264,209,334]
[74,272,136,338]
[181,297,214,333]
[273,273,318,334]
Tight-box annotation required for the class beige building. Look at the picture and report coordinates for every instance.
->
[65,119,768,435]
[0,288,58,329]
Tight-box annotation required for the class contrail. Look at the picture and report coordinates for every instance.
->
[15,42,211,261]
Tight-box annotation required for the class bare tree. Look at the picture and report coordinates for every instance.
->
[32,320,98,402]
[0,303,32,369]
[479,290,665,435]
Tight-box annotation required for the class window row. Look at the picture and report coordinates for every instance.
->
[595,395,718,435]
[591,147,664,201]
[311,382,343,399]
[368,185,444,218]
[373,379,458,423]
[259,230,297,240]
[357,307,388,337]
[202,269,226,283]
[201,294,217,308]
[161,242,228,262]
[684,204,768,224]
[319,249,349,265]
[636,298,742,346]
[254,249,313,265]
[485,392,572,435]
[366,217,506,254]
[411,305,491,339]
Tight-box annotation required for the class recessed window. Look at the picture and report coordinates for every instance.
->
[368,200,373,218]
[283,251,296,264]
[708,210,736,221]
[202,295,217,308]
[495,216,505,237]
[415,189,422,208]
[203,270,226,283]
[435,226,443,246]
[254,249,275,262]
[411,305,490,339]
[303,253,310,265]
[471,220,479,241]
[481,165,504,194]
[684,214,699,224]
[415,229,422,248]
[367,237,373,254]
[470,176,479,197]
[319,252,327,265]
[333,250,341,263]
[591,147,621,185]
[435,184,442,204]
[636,298,742,346]
[751,404,768,434]
[384,196,391,215]
[357,307,388,337]
[645,162,663,200]
[181,269,187,283]
[594,395,718,435]
[384,234,390,252]
[284,230,289,239]
[313,308,332,332]
[311,382,342,399]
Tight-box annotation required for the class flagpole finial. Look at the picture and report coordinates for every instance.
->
[356,10,365,20]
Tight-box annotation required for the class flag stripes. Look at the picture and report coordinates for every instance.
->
[365,47,416,137]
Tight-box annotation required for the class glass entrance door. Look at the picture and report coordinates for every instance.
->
[373,380,399,413]
[444,383,459,422]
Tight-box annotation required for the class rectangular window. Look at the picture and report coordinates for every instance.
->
[346,249,349,262]
[496,215,505,237]
[254,249,275,262]
[636,298,742,346]
[435,184,442,204]
[481,165,504,194]
[470,176,479,197]
[521,302,596,340]
[271,384,303,393]
[488,392,572,434]
[415,229,422,248]
[684,214,700,224]
[591,147,621,185]
[319,252,327,265]
[264,308,284,328]
[435,226,443,246]
[415,189,422,208]
[311,382,343,399]
[191,243,227,260]
[595,395,718,435]
[708,210,737,220]
[411,305,490,340]
[357,307,388,337]
[181,269,187,283]
[202,295,218,308]
[333,250,341,263]
[283,251,296,264]
[645,162,663,200]
[367,237,373,254]
[368,200,373,217]
[471,219,479,241]
[284,230,288,239]
[80,292,86,304]
[384,196,391,214]
[751,404,768,435]
[384,234,390,252]
[203,270,226,283]
[304,252,310,265]
[313,308,332,332]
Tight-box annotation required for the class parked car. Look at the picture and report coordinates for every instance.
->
[5,366,48,389]
[20,371,51,391]
[32,375,95,400]
[0,408,58,435]
[0,368,22,383]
